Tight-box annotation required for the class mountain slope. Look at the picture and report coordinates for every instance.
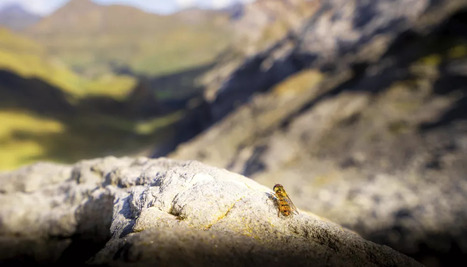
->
[25,0,233,77]
[199,0,318,103]
[0,27,145,170]
[0,4,41,31]
[0,27,135,99]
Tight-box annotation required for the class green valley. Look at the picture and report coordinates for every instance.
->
[0,0,236,171]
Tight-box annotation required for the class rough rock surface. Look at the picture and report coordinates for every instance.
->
[171,1,467,266]
[0,157,420,266]
[207,0,467,121]
[200,0,317,103]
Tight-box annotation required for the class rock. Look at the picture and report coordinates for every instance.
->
[199,0,317,108]
[170,2,467,266]
[232,0,318,56]
[204,0,467,121]
[0,157,420,266]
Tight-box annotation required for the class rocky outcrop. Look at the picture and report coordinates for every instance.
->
[171,1,467,266]
[0,157,420,266]
[200,0,317,103]
[206,0,467,121]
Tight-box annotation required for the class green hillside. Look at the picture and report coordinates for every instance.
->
[0,27,181,170]
[25,0,233,77]
[0,107,183,170]
[0,0,234,171]
[0,27,136,100]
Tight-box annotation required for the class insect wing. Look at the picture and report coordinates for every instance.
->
[282,190,298,215]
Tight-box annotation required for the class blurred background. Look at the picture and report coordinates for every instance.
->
[0,0,466,266]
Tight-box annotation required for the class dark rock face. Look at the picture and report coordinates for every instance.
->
[171,1,467,266]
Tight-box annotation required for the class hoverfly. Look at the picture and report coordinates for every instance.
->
[273,184,298,217]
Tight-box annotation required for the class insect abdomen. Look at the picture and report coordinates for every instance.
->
[277,193,292,216]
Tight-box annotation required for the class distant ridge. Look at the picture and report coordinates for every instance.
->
[25,0,233,76]
[0,4,41,31]
[29,0,164,35]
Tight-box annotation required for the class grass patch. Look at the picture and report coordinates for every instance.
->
[0,109,184,171]
[272,70,323,96]
[0,109,65,170]
[134,112,184,135]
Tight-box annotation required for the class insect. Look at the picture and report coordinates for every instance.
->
[273,184,298,217]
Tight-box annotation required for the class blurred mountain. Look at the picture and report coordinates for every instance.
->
[154,0,320,154]
[200,0,318,102]
[232,0,318,55]
[25,0,233,77]
[0,27,135,100]
[171,0,467,266]
[0,0,236,171]
[0,27,157,170]
[0,4,41,31]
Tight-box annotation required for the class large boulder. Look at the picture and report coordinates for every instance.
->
[0,157,420,266]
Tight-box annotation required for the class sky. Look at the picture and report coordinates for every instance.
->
[0,0,254,15]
